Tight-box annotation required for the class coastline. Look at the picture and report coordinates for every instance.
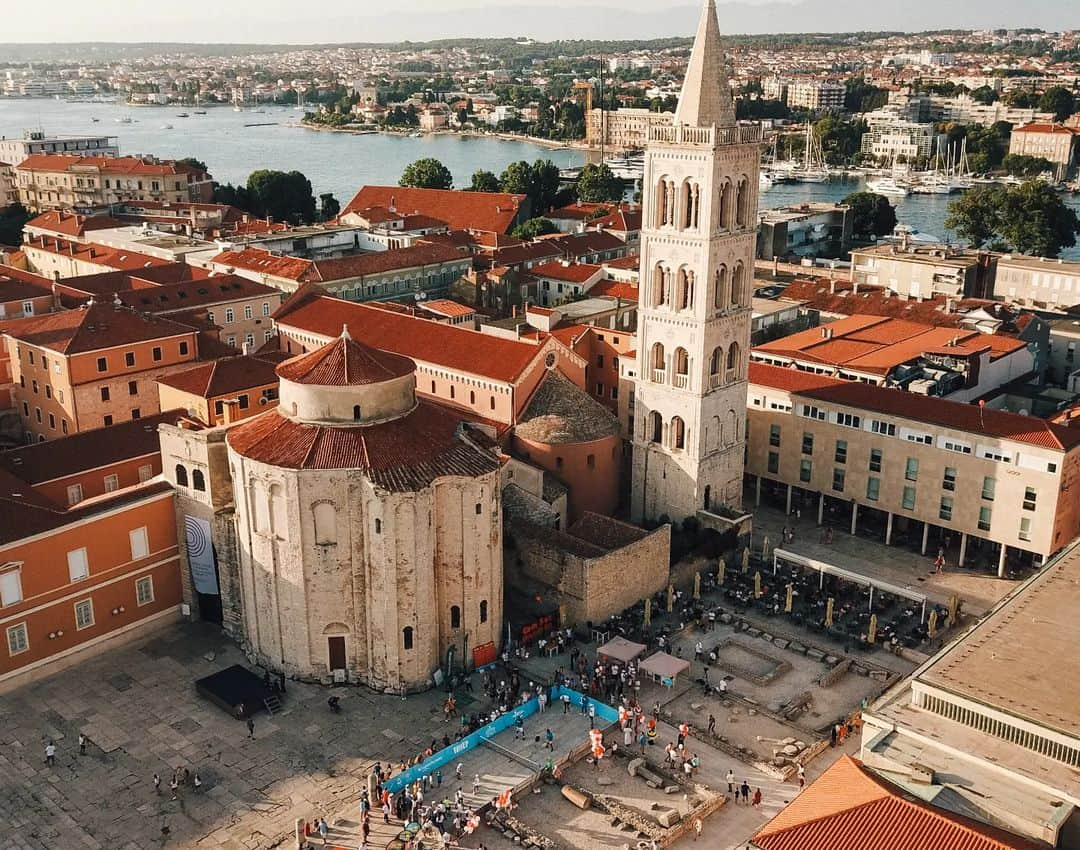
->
[291,120,590,152]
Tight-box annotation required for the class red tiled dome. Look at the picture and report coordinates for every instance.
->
[276,326,414,387]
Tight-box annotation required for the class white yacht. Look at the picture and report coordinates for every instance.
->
[866,176,910,197]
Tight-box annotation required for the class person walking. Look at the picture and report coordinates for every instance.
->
[752,788,762,808]
[707,714,716,735]
[515,716,524,740]
[44,741,56,767]
[78,733,87,755]
[545,728,554,751]
[588,703,596,729]
[153,773,161,795]
[246,716,255,739]
[318,817,329,845]
[193,772,202,792]
[797,764,805,789]
[740,781,750,805]
[473,774,481,796]
[169,776,179,801]
[726,769,735,797]
[693,818,703,841]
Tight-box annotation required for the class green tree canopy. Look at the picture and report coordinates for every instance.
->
[499,159,562,215]
[176,156,209,173]
[969,86,997,106]
[945,181,1080,256]
[1002,153,1055,177]
[468,169,501,193]
[399,158,453,190]
[842,192,897,238]
[245,170,316,224]
[576,163,623,203]
[511,217,558,240]
[1038,86,1076,122]
[319,193,341,222]
[0,203,30,247]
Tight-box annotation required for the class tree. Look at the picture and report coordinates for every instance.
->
[0,203,30,246]
[499,159,562,215]
[945,181,1080,256]
[512,217,558,239]
[469,170,501,193]
[970,85,997,106]
[319,193,341,222]
[1002,153,1055,177]
[245,170,316,225]
[1039,86,1076,122]
[176,156,209,173]
[399,158,453,190]
[212,182,250,210]
[842,192,897,238]
[576,163,623,203]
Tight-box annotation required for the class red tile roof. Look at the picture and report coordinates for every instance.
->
[1013,122,1080,136]
[212,243,467,283]
[342,186,526,234]
[24,235,171,272]
[588,279,639,302]
[274,292,542,384]
[592,207,642,232]
[277,329,414,387]
[749,361,1080,451]
[0,265,52,304]
[116,275,280,313]
[2,301,197,355]
[423,299,476,318]
[16,154,207,177]
[753,756,1045,850]
[26,210,124,238]
[156,356,281,399]
[549,202,615,221]
[226,402,499,491]
[530,261,603,283]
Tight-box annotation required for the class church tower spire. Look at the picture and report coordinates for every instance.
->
[630,0,762,525]
[674,0,735,129]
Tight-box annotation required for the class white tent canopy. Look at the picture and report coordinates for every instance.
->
[596,636,647,665]
[640,651,691,685]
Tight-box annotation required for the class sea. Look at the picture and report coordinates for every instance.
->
[2,98,1079,259]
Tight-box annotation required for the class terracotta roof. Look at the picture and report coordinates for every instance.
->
[276,328,415,387]
[488,240,563,267]
[753,756,1045,850]
[213,243,467,283]
[748,361,1080,451]
[26,210,124,238]
[603,255,642,271]
[116,275,279,313]
[16,154,207,177]
[2,301,197,355]
[275,293,542,384]
[531,261,603,283]
[592,207,642,233]
[514,370,619,444]
[588,279,639,302]
[549,203,614,222]
[226,402,499,491]
[0,410,185,485]
[545,230,627,257]
[24,235,171,272]
[342,186,526,234]
[1013,122,1080,135]
[422,299,476,318]
[0,265,52,304]
[156,355,281,399]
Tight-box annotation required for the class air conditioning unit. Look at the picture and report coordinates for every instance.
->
[259,397,269,406]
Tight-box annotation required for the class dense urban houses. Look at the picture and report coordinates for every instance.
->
[630,0,760,523]
[340,185,530,235]
[849,242,998,301]
[14,154,213,212]
[0,411,185,692]
[746,362,1080,574]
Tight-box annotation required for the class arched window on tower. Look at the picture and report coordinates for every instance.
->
[675,268,690,311]
[652,264,667,308]
[479,600,488,623]
[673,347,689,388]
[726,343,741,383]
[709,346,724,388]
[353,404,362,421]
[450,605,461,629]
[313,501,337,545]
[175,464,188,487]
[727,408,739,446]
[671,416,686,451]
[650,342,666,382]
[704,485,711,511]
[731,262,745,307]
[192,469,206,492]
[649,411,663,444]
[402,626,414,650]
[718,181,732,230]
[714,265,728,309]
[735,177,749,228]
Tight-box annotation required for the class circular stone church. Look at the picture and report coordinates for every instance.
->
[225,328,503,691]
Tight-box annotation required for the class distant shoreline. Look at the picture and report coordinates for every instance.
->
[294,120,589,152]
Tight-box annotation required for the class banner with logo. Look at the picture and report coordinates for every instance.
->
[184,515,219,595]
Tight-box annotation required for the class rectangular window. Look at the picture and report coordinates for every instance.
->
[244,305,253,320]
[138,464,153,482]
[128,380,138,395]
[939,496,953,521]
[869,448,882,473]
[942,467,957,492]
[100,386,110,402]
[179,341,189,356]
[943,439,972,455]
[74,598,94,630]
[131,408,141,420]
[6,622,28,655]
[767,451,779,474]
[801,404,826,421]
[1023,487,1037,511]
[979,506,992,531]
[0,569,23,607]
[152,346,162,362]
[866,477,880,501]
[1019,517,1032,541]
[905,457,919,481]
[103,474,119,492]
[769,424,781,447]
[982,477,996,501]
[225,308,234,324]
[832,468,845,492]
[834,440,847,464]
[136,575,154,606]
[902,485,916,511]
[124,351,135,367]
[67,548,89,582]
[237,395,249,410]
[595,382,604,396]
[129,527,149,560]
[802,433,814,455]
[104,415,113,426]
[799,459,812,482]
[836,412,861,428]
[67,483,83,506]
[262,302,270,317]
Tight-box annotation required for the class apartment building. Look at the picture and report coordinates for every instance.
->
[746,362,1080,576]
[21,234,172,279]
[0,266,57,410]
[994,255,1080,309]
[850,243,997,300]
[585,108,673,151]
[4,302,202,441]
[15,155,212,213]
[1008,123,1080,179]
[757,203,852,260]
[156,354,282,427]
[0,131,119,166]
[786,80,845,111]
[859,120,935,163]
[0,414,184,692]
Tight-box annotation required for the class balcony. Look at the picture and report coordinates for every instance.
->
[709,373,723,389]
[673,374,689,389]
[651,369,666,384]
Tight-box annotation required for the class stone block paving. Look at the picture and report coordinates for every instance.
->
[0,623,459,850]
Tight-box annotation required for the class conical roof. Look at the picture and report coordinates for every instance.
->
[675,0,736,129]
[276,325,414,387]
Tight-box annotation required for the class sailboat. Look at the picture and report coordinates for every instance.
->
[790,121,830,183]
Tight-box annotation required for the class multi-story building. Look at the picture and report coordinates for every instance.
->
[859,120,935,163]
[757,202,852,260]
[761,77,788,103]
[785,80,845,111]
[1008,123,1080,180]
[0,413,184,693]
[3,302,202,441]
[0,130,119,166]
[340,186,529,235]
[15,155,212,213]
[20,234,173,279]
[933,93,1053,127]
[630,0,761,523]
[994,255,1080,309]
[156,354,282,427]
[746,361,1080,576]
[850,242,997,300]
[585,108,674,151]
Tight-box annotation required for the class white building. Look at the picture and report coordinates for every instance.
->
[860,119,935,162]
[786,80,845,111]
[630,0,760,523]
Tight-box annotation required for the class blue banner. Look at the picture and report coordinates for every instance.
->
[381,687,616,795]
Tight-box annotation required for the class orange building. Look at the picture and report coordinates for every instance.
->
[0,265,58,411]
[156,353,283,426]
[4,300,202,442]
[0,413,185,692]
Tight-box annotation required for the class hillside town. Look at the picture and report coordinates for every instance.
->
[3,4,1080,850]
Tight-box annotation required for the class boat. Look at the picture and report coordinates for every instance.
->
[866,176,910,197]
[91,117,100,123]
[604,154,645,181]
[759,172,774,190]
[115,116,132,124]
[176,112,189,118]
[194,109,207,115]
[786,121,832,183]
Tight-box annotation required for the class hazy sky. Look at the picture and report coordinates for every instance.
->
[4,0,1079,43]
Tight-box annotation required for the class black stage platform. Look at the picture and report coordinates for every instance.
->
[195,664,274,718]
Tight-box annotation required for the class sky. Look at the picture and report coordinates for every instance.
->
[3,0,1079,43]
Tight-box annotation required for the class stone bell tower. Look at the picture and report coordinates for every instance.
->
[630,0,761,524]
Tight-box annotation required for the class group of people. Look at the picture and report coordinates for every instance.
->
[724,770,763,807]
[152,765,202,800]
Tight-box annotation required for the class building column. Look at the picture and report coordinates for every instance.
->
[958,532,968,568]
[817,493,825,526]
[885,512,893,547]
[786,484,792,515]
[998,544,1008,578]
[921,522,930,556]
[755,475,762,508]
[850,502,858,536]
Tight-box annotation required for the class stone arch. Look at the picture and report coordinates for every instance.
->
[735,175,750,228]
[675,267,690,311]
[402,626,414,650]
[192,469,205,491]
[269,482,287,540]
[651,263,667,308]
[648,410,663,443]
[713,414,723,450]
[450,605,461,629]
[174,464,188,487]
[726,408,739,445]
[731,261,745,307]
[650,342,666,380]
[726,342,741,382]
[709,346,724,387]
[322,622,350,635]
[673,347,690,387]
[671,416,686,451]
[714,264,728,309]
[718,180,733,230]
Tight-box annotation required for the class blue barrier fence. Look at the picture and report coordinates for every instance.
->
[382,686,616,795]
